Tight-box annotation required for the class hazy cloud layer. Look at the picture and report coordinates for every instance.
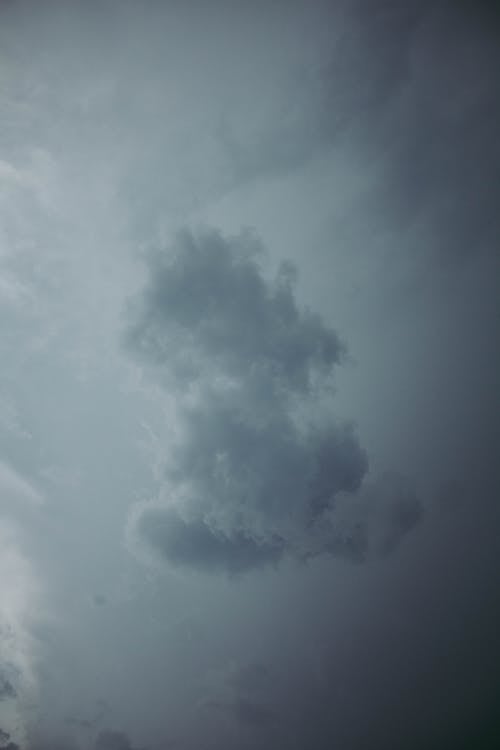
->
[224,0,500,264]
[0,727,19,750]
[0,1,497,747]
[94,730,142,750]
[0,522,41,746]
[0,677,16,703]
[125,228,420,572]
[199,659,278,736]
[24,728,142,750]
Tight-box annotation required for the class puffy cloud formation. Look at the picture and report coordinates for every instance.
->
[125,228,343,392]
[125,228,421,572]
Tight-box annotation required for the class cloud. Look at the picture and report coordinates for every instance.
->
[355,0,500,264]
[138,508,283,574]
[25,728,143,750]
[221,1,500,264]
[207,697,277,730]
[228,663,270,695]
[326,472,424,562]
[27,737,79,750]
[218,2,429,184]
[125,228,420,573]
[200,659,277,733]
[22,725,146,750]
[0,727,18,749]
[124,228,344,393]
[95,730,142,750]
[0,462,43,506]
[0,521,42,746]
[0,676,16,702]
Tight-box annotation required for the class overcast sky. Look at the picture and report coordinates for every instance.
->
[0,1,499,748]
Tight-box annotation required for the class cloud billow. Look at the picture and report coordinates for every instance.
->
[0,675,16,702]
[125,228,343,394]
[125,228,418,572]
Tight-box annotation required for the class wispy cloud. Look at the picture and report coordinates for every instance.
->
[0,462,43,506]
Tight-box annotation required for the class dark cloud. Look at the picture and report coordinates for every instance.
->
[95,730,142,750]
[274,479,500,750]
[222,1,500,265]
[28,737,79,750]
[125,228,343,393]
[125,228,420,572]
[219,1,429,183]
[326,472,424,562]
[24,728,145,750]
[228,663,269,695]
[231,698,277,729]
[0,728,19,750]
[207,697,277,730]
[0,674,16,701]
[362,1,500,264]
[138,507,283,574]
[346,0,500,266]
[202,660,277,733]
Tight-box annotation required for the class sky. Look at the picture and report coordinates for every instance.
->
[0,0,499,748]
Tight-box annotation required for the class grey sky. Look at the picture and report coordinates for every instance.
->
[0,1,499,748]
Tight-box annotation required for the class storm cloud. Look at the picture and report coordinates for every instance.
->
[25,729,142,750]
[0,678,16,703]
[125,228,420,572]
[0,0,497,746]
[94,730,142,750]
[223,0,500,265]
[0,727,19,750]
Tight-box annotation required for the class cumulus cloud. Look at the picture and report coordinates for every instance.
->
[125,228,420,572]
[124,228,343,392]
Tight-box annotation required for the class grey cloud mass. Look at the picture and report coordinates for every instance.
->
[0,0,498,747]
[25,729,141,750]
[125,228,420,572]
[0,678,16,703]
[125,229,344,391]
[200,659,277,733]
[224,0,500,264]
[0,727,19,750]
[94,730,142,750]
